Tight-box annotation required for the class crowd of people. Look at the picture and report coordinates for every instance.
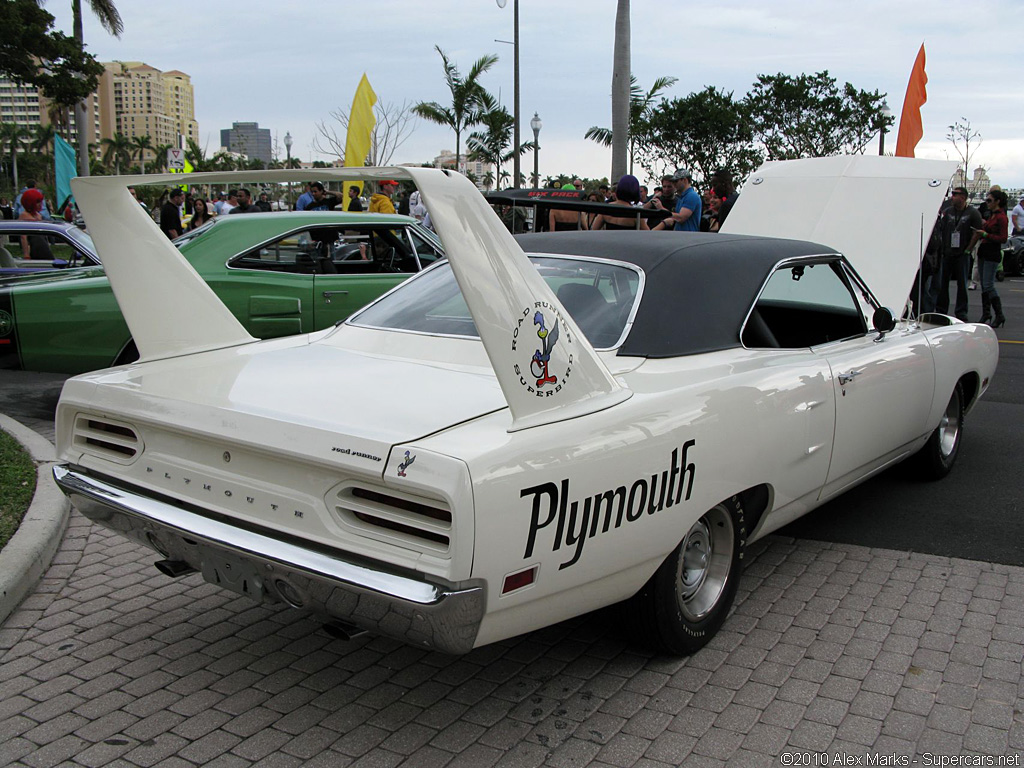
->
[922,184,1017,328]
[149,180,424,241]
[537,168,739,234]
[5,170,1018,333]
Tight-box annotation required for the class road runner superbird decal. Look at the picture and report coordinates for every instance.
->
[512,302,574,397]
[530,311,559,387]
[521,440,697,570]
[398,450,416,477]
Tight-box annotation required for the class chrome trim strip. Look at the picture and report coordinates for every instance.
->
[54,465,484,653]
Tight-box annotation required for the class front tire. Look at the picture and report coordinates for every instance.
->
[628,496,745,655]
[914,382,964,480]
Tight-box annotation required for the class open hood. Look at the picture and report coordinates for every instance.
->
[722,156,957,313]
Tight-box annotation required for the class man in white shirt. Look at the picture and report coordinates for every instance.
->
[1011,196,1024,236]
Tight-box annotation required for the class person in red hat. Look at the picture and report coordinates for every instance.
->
[369,180,398,214]
[17,188,54,260]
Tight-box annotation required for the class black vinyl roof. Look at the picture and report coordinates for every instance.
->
[516,231,836,358]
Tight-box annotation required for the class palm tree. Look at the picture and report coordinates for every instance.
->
[611,0,630,181]
[73,0,124,176]
[184,138,208,172]
[413,46,498,174]
[31,124,57,190]
[0,123,29,193]
[131,135,154,175]
[100,133,133,175]
[467,94,532,190]
[151,143,174,173]
[586,74,677,175]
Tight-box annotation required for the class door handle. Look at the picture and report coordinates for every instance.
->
[837,370,862,385]
[322,290,349,304]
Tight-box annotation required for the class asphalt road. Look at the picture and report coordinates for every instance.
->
[2,278,1022,567]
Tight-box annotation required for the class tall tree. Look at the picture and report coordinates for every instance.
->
[184,137,206,172]
[642,87,763,187]
[73,0,124,177]
[586,74,677,175]
[946,118,982,198]
[743,71,890,160]
[413,46,498,174]
[100,132,132,175]
[0,122,29,192]
[610,0,630,182]
[314,98,417,167]
[466,94,532,191]
[0,0,104,138]
[131,134,153,175]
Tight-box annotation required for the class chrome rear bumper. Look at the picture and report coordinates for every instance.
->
[54,465,484,654]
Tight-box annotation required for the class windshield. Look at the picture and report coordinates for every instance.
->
[351,255,641,349]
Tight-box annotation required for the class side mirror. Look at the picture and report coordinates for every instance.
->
[872,306,897,341]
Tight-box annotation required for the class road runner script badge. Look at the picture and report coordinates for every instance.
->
[511,302,574,396]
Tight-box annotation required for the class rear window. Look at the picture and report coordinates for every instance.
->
[350,256,641,349]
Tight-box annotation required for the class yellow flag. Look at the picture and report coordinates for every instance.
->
[343,74,378,201]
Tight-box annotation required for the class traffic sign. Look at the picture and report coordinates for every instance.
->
[167,148,185,171]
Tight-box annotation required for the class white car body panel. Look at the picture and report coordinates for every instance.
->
[54,159,999,654]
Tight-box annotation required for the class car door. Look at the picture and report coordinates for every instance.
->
[313,225,428,327]
[817,325,933,498]
[206,229,319,338]
[750,257,934,502]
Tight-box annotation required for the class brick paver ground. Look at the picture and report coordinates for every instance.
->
[2,509,1022,767]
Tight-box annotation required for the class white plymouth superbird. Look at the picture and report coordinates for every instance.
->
[54,157,998,655]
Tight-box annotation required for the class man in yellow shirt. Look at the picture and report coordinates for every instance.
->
[369,180,398,214]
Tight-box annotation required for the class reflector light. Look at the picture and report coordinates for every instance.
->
[502,567,536,594]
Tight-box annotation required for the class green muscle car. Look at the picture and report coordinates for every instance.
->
[0,211,444,373]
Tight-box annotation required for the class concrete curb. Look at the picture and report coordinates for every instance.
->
[0,413,69,627]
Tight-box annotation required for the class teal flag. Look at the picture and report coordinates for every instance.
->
[55,134,77,209]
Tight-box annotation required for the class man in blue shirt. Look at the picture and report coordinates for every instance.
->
[295,183,314,211]
[652,168,701,232]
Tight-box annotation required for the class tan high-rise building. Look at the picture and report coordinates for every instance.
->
[0,77,103,149]
[1,61,198,173]
[102,61,198,168]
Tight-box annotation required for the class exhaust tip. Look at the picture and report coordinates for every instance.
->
[154,559,197,578]
[322,621,367,642]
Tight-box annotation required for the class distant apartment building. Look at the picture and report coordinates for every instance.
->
[220,122,272,166]
[0,62,198,171]
[433,150,492,189]
[954,166,993,203]
[0,76,102,148]
[103,61,199,167]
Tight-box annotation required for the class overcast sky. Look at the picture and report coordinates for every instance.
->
[46,0,1024,187]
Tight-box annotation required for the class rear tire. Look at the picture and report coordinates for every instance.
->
[913,382,964,480]
[628,496,745,655]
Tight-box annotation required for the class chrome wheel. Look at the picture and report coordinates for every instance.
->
[676,505,735,623]
[938,388,962,458]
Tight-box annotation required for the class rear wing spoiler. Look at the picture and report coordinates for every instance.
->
[72,168,630,432]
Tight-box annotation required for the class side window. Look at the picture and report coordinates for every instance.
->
[407,227,444,268]
[231,229,325,274]
[743,261,867,349]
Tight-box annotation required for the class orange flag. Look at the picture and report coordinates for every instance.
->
[895,44,927,158]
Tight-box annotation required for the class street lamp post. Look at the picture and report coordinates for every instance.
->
[530,112,542,189]
[496,0,521,188]
[878,102,892,156]
[284,131,293,209]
